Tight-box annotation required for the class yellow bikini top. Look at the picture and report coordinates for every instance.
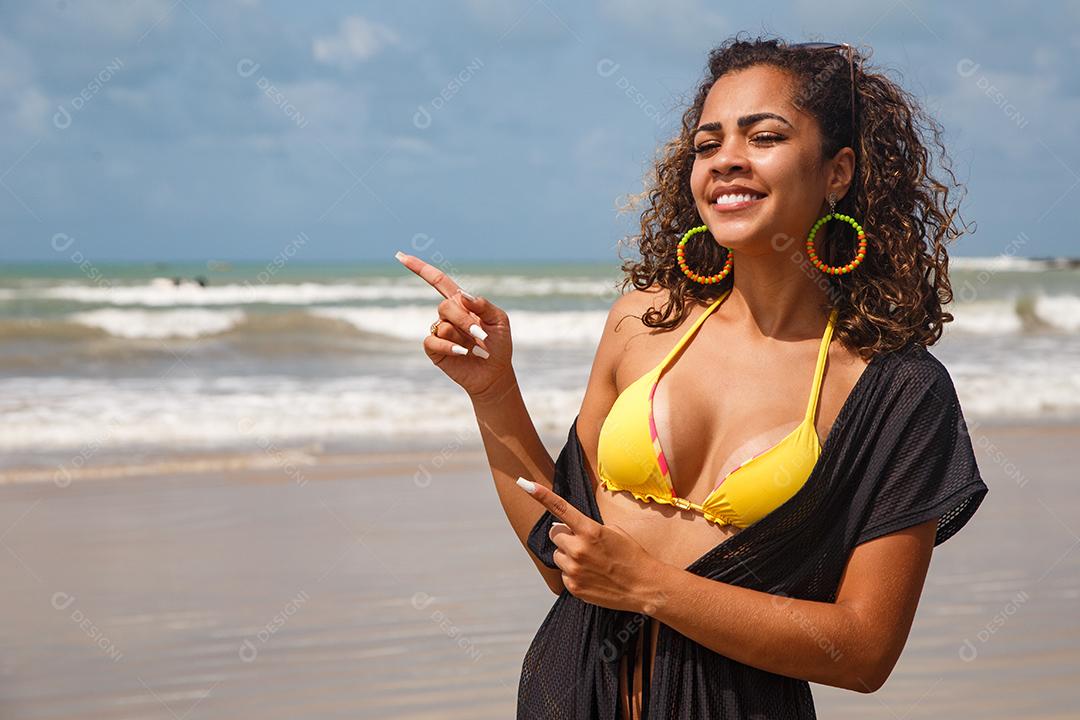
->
[596,288,839,529]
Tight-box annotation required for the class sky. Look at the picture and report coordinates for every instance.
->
[1,0,1078,262]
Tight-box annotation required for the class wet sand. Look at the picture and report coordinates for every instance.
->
[0,420,1077,718]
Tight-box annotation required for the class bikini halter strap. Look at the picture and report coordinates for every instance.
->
[805,307,839,423]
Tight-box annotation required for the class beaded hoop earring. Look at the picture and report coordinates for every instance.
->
[806,193,867,275]
[677,225,733,284]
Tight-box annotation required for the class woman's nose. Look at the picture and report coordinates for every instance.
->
[708,145,749,175]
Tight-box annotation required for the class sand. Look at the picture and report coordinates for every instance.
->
[0,420,1077,718]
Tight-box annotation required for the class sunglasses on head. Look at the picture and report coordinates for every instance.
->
[790,41,857,149]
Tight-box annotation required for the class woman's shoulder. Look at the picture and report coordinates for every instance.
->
[872,342,960,403]
[608,282,669,313]
[601,283,670,336]
[605,282,720,329]
[888,342,953,379]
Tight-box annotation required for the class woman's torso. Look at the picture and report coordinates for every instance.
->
[576,287,870,718]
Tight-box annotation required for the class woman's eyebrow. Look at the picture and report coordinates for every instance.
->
[692,112,793,138]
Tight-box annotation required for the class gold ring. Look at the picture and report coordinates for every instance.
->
[430,320,442,336]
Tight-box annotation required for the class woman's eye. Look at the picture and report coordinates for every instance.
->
[691,143,720,154]
[691,134,784,154]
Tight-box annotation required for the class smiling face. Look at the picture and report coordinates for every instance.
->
[689,64,852,253]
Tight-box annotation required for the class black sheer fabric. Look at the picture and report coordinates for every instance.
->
[518,343,988,719]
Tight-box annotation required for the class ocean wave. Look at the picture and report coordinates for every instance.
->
[69,308,245,339]
[0,305,609,345]
[947,300,1025,334]
[311,305,608,345]
[21,277,619,306]
[1032,294,1080,332]
[0,367,1076,456]
[44,305,608,345]
[38,282,427,306]
[945,295,1080,334]
[0,293,1077,346]
[0,309,376,343]
[950,256,1056,272]
[0,376,586,453]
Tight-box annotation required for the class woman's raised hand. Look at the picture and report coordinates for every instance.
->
[394,250,516,403]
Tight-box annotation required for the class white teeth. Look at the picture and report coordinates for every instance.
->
[715,193,763,205]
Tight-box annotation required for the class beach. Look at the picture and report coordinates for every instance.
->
[1,418,1078,718]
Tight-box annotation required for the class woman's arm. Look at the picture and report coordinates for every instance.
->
[471,292,631,596]
[637,518,938,692]
[470,375,566,595]
[392,250,568,594]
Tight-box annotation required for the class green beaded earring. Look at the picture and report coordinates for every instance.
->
[677,225,733,284]
[806,192,867,275]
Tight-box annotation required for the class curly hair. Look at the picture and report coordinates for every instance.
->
[615,33,973,359]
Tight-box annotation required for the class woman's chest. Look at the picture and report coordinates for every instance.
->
[593,488,742,569]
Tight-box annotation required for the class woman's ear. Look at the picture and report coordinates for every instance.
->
[827,146,856,201]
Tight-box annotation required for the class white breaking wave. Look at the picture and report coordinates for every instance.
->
[0,376,586,452]
[312,305,609,346]
[43,282,424,306]
[1034,294,1080,332]
[950,256,1053,272]
[944,351,1080,421]
[28,277,619,306]
[945,295,1080,335]
[946,300,1025,335]
[69,308,245,339]
[23,291,1080,344]
[446,274,622,299]
[0,362,1075,454]
[44,296,1080,343]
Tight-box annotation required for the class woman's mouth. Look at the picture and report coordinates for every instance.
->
[711,192,767,212]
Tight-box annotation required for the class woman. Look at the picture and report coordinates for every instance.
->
[396,35,988,719]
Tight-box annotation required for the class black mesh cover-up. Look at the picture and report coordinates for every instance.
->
[518,343,989,719]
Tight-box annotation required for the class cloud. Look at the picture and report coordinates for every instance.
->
[313,16,400,70]
[0,34,47,137]
[50,0,177,41]
[597,0,727,46]
[8,86,50,135]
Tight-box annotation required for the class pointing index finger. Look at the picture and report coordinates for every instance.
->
[516,477,594,535]
[394,251,462,300]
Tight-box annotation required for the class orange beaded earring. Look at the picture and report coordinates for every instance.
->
[677,225,732,284]
[806,192,867,275]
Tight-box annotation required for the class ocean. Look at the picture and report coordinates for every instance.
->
[1,258,1078,473]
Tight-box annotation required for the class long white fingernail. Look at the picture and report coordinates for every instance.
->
[469,323,487,341]
[451,344,469,355]
[459,289,476,300]
[472,344,489,359]
[516,477,536,493]
[552,522,569,530]
[394,251,405,262]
